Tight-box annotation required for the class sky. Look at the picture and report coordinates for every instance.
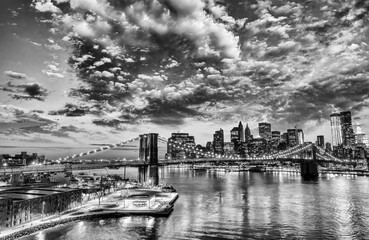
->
[1,0,369,156]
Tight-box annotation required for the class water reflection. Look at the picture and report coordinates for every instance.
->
[20,168,369,240]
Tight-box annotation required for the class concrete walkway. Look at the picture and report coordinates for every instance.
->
[0,189,178,240]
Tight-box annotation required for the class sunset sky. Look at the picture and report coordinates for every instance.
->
[1,0,369,152]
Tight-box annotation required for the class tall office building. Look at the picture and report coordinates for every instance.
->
[213,128,224,155]
[167,132,195,159]
[272,131,280,142]
[245,124,252,142]
[238,121,244,142]
[281,132,288,143]
[330,113,343,146]
[317,135,325,148]
[330,111,355,147]
[259,122,272,141]
[287,129,298,147]
[230,127,239,142]
[354,123,369,147]
[340,111,354,146]
[297,129,304,145]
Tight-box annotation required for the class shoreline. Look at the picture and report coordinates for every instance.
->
[0,190,178,240]
[0,211,127,240]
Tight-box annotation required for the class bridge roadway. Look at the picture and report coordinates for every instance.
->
[0,157,360,175]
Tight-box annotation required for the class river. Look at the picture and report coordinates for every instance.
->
[20,168,369,239]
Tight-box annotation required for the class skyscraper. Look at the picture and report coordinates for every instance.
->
[287,129,298,147]
[230,127,239,143]
[272,131,281,142]
[340,111,354,147]
[238,121,244,142]
[330,111,355,147]
[317,135,325,148]
[259,122,272,141]
[354,123,369,147]
[245,124,252,142]
[213,128,224,155]
[297,129,304,145]
[330,113,343,146]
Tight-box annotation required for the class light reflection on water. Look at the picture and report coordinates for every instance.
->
[20,169,369,240]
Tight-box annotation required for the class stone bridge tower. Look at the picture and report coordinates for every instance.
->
[139,133,158,164]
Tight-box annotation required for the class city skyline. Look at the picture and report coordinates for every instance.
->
[1,0,369,148]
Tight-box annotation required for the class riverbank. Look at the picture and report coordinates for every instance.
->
[0,211,127,240]
[0,189,178,240]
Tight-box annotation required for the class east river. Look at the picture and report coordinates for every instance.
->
[20,167,369,239]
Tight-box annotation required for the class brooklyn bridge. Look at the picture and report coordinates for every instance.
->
[2,133,367,182]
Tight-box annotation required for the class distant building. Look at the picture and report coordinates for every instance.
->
[317,135,325,148]
[245,124,252,142]
[205,142,213,152]
[230,127,239,143]
[272,131,280,142]
[248,138,267,156]
[0,152,45,167]
[325,142,332,153]
[224,142,235,156]
[340,111,355,147]
[167,132,196,159]
[330,113,343,146]
[281,132,288,143]
[354,123,369,148]
[287,129,298,147]
[297,129,304,145]
[213,129,224,155]
[259,122,272,141]
[238,121,244,142]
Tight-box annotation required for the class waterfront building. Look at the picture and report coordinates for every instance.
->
[258,122,272,141]
[317,135,325,148]
[0,152,45,167]
[167,133,196,160]
[330,113,343,146]
[0,188,82,230]
[213,129,224,155]
[224,142,235,156]
[205,142,213,152]
[248,138,267,156]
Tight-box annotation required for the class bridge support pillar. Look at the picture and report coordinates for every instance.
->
[300,144,318,180]
[300,160,318,180]
[138,165,159,186]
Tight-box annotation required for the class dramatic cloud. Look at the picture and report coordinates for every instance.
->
[4,71,28,79]
[29,0,369,131]
[1,82,48,101]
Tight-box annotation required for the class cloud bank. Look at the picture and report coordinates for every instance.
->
[29,0,369,131]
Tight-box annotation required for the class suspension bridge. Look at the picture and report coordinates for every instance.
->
[2,133,367,181]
